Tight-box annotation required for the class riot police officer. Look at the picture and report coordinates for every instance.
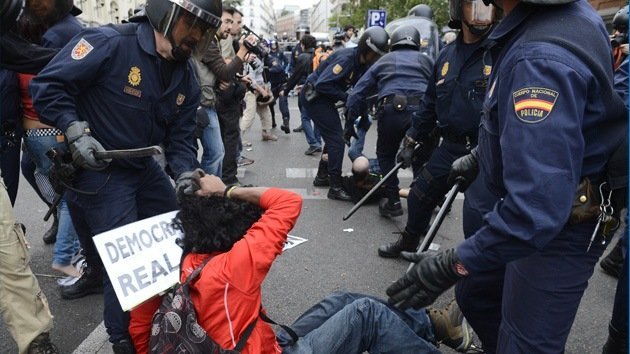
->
[345,25,433,216]
[378,0,496,257]
[386,0,628,353]
[30,0,222,351]
[302,26,389,201]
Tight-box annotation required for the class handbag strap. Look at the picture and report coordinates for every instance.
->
[259,307,299,344]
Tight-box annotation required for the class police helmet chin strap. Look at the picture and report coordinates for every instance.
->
[464,20,492,37]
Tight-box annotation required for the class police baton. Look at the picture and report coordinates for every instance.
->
[406,180,461,272]
[343,160,404,221]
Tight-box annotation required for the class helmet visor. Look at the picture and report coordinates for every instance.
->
[462,0,495,25]
[165,0,221,59]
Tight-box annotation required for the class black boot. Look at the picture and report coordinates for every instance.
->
[42,209,58,245]
[281,117,291,134]
[327,175,352,201]
[313,159,330,187]
[60,264,104,300]
[112,339,136,354]
[603,322,628,354]
[378,230,420,258]
[379,197,404,218]
[601,239,625,278]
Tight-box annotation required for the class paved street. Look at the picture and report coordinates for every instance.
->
[1,96,621,353]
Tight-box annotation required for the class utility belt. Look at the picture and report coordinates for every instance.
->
[440,128,476,149]
[378,94,421,111]
[568,177,620,242]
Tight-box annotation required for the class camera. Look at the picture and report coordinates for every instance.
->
[242,24,268,58]
[611,32,628,48]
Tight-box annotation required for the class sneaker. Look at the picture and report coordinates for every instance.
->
[262,132,278,141]
[28,332,59,354]
[293,125,304,133]
[237,156,255,167]
[304,146,323,155]
[427,300,472,352]
[378,198,404,218]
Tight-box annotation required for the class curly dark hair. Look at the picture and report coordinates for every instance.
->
[173,194,263,255]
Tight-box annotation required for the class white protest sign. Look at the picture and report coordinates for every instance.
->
[283,234,308,251]
[93,211,182,311]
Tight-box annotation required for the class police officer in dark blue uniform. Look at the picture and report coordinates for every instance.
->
[386,0,628,352]
[378,0,496,258]
[302,26,389,201]
[346,25,433,216]
[266,40,291,133]
[30,0,222,351]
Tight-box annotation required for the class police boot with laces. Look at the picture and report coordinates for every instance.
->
[60,263,103,299]
[42,210,58,245]
[379,197,403,218]
[28,332,59,354]
[427,300,472,352]
[378,230,420,258]
[313,159,330,187]
[327,175,352,201]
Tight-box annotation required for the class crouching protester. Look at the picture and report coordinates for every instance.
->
[129,173,472,353]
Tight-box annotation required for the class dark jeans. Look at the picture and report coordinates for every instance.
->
[611,224,628,336]
[305,95,344,178]
[375,105,414,200]
[65,159,177,343]
[217,106,242,184]
[271,85,290,120]
[279,292,439,354]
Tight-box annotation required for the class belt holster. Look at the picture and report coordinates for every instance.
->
[568,177,601,225]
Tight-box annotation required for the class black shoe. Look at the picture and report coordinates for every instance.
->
[600,239,624,278]
[42,212,58,245]
[281,118,291,134]
[304,146,323,155]
[379,198,404,218]
[313,175,330,187]
[293,125,304,133]
[60,265,103,300]
[327,187,352,201]
[28,333,59,354]
[378,231,420,258]
[112,340,136,354]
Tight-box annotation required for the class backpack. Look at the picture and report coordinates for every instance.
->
[149,257,257,354]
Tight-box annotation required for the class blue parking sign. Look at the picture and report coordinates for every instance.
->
[367,9,387,28]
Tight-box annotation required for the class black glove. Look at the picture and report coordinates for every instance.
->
[396,136,417,169]
[65,121,110,171]
[343,118,357,147]
[175,168,205,201]
[447,147,479,192]
[386,248,467,310]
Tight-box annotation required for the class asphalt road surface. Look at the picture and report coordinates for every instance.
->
[1,96,621,353]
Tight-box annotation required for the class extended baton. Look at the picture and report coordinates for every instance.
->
[406,180,461,272]
[93,145,163,160]
[343,160,404,221]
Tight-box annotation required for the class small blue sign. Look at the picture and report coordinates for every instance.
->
[367,10,387,28]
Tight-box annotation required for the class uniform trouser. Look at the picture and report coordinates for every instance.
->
[456,172,503,352]
[305,95,344,179]
[610,225,628,336]
[271,85,290,120]
[217,105,242,184]
[0,177,53,354]
[240,91,273,134]
[375,105,414,200]
[65,160,177,343]
[406,141,469,236]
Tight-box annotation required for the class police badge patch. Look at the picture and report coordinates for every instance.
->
[512,87,558,123]
[71,38,94,60]
[332,64,343,75]
[128,67,142,86]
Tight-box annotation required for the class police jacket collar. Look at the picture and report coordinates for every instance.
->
[488,3,538,42]
[137,21,159,57]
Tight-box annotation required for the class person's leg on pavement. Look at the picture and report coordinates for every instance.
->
[218,107,242,184]
[199,107,224,176]
[376,108,408,218]
[603,222,627,354]
[278,93,291,133]
[298,93,321,155]
[0,177,56,353]
[258,105,277,141]
[496,223,607,353]
[239,91,258,144]
[347,122,369,162]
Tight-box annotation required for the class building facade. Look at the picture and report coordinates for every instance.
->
[238,0,276,39]
[75,0,143,27]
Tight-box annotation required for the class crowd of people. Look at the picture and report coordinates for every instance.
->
[0,0,628,353]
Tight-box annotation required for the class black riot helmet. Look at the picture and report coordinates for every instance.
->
[449,0,495,36]
[145,0,222,61]
[358,26,390,58]
[390,25,420,50]
[613,5,628,33]
[407,4,433,20]
[0,0,23,34]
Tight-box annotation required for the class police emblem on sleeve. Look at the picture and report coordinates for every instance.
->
[332,64,343,75]
[128,67,142,86]
[512,87,558,123]
[71,38,94,60]
[176,94,185,105]
[441,62,449,77]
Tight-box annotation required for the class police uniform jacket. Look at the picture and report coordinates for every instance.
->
[306,47,366,102]
[456,1,627,273]
[346,48,434,119]
[266,50,288,87]
[407,33,491,142]
[30,21,200,178]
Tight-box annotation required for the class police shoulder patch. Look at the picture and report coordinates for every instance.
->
[441,62,449,77]
[71,38,94,60]
[512,87,558,123]
[332,64,343,75]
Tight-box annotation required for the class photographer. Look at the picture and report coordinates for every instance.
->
[240,51,277,144]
